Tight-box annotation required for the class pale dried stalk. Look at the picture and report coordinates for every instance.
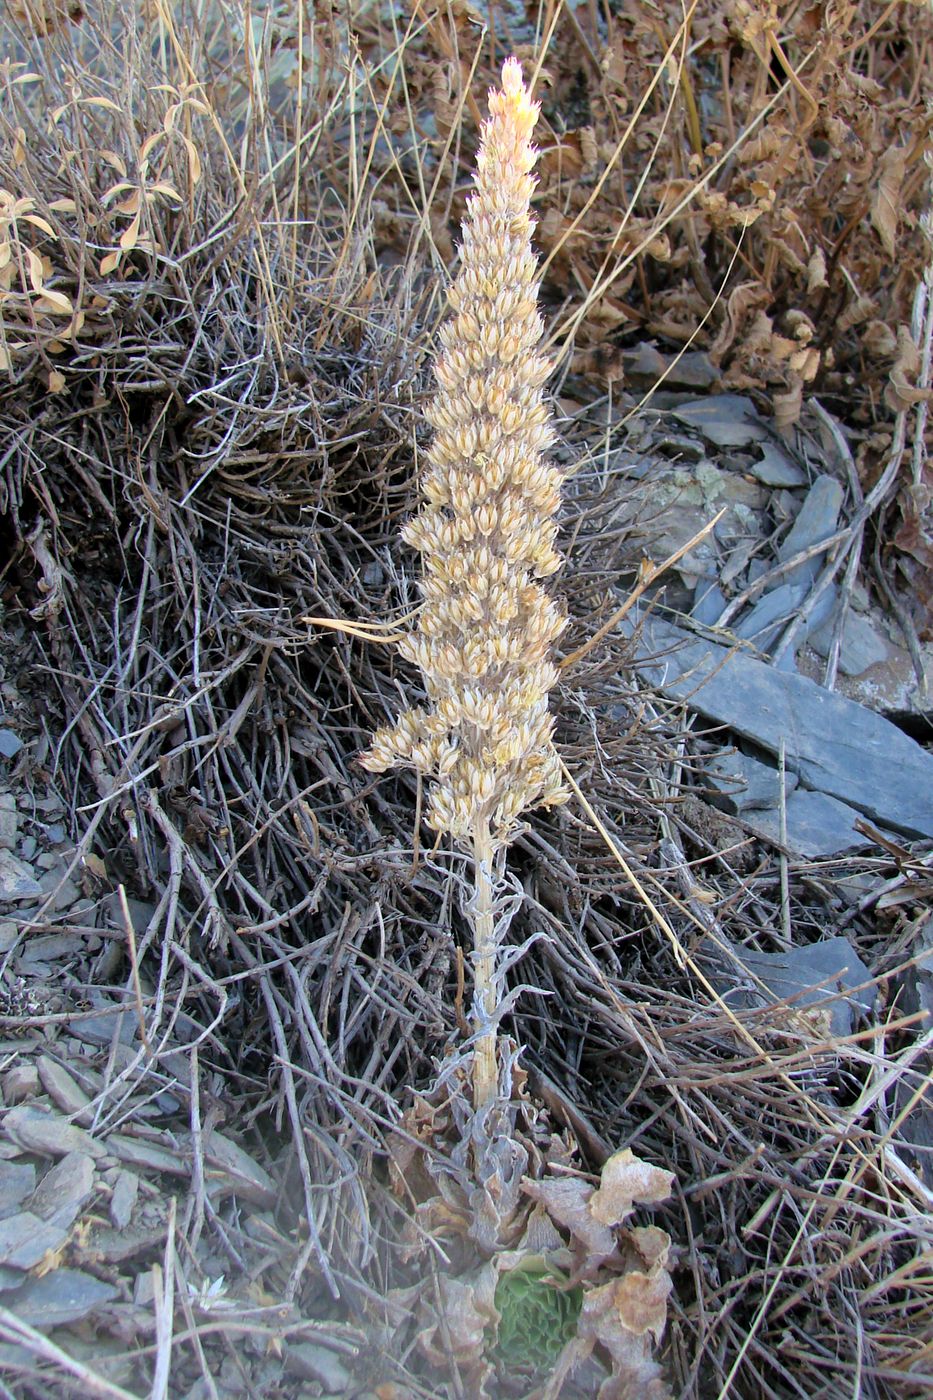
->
[361,59,566,1108]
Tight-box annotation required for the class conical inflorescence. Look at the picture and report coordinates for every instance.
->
[361,58,567,851]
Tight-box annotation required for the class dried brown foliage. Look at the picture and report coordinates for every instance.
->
[349,0,933,625]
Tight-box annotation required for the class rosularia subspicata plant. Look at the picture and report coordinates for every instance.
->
[361,58,567,1108]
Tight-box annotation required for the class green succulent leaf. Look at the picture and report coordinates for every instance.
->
[493,1261,583,1373]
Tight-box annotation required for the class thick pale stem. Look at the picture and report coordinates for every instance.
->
[471,821,498,1109]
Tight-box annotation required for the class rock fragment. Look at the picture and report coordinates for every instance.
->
[0,851,42,902]
[29,1151,95,1227]
[3,1105,105,1160]
[0,1211,69,1269]
[634,617,933,841]
[740,790,865,858]
[0,795,17,851]
[702,750,798,815]
[777,475,843,584]
[5,1268,118,1326]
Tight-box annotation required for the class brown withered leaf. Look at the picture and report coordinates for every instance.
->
[892,488,933,636]
[598,1268,671,1344]
[541,1265,673,1400]
[521,1174,618,1266]
[893,496,933,571]
[521,1146,675,1283]
[416,1263,499,1371]
[7,0,83,35]
[513,1201,565,1255]
[806,246,828,292]
[589,1149,676,1228]
[861,319,898,358]
[871,145,907,258]
[773,376,804,432]
[710,283,770,364]
[886,325,933,413]
[583,1273,673,1398]
[625,1225,671,1272]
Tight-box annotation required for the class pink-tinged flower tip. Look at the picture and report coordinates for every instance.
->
[501,57,524,96]
[498,56,537,119]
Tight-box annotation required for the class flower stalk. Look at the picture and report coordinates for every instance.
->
[361,59,566,1108]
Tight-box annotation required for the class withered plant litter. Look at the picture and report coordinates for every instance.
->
[0,2,931,1397]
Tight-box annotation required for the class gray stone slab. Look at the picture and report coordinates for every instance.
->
[670,394,768,447]
[740,790,865,857]
[712,936,875,1037]
[6,1268,118,1327]
[0,1162,35,1221]
[20,933,85,964]
[692,580,726,626]
[0,796,17,852]
[702,751,798,814]
[69,1002,138,1048]
[734,583,807,652]
[0,1211,69,1270]
[624,344,719,391]
[749,443,807,487]
[109,1170,139,1229]
[30,1152,95,1226]
[809,610,890,676]
[3,1105,105,1160]
[633,617,933,839]
[37,1056,93,1120]
[0,733,23,760]
[0,851,41,902]
[777,475,843,584]
[36,870,80,912]
[801,584,839,640]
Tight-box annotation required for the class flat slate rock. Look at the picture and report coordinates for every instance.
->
[69,1001,138,1048]
[692,580,726,626]
[0,732,23,760]
[750,443,808,487]
[106,1132,188,1177]
[633,617,933,840]
[0,850,41,901]
[710,936,875,1038]
[809,609,890,677]
[740,789,866,858]
[204,1129,276,1209]
[30,1151,95,1226]
[702,750,798,815]
[37,1055,93,1120]
[669,394,768,447]
[0,1162,35,1220]
[0,795,17,852]
[109,1169,139,1230]
[734,582,808,652]
[777,474,843,584]
[2,1105,105,1160]
[6,1267,118,1327]
[0,1210,69,1270]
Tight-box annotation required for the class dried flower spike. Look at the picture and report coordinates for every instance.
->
[362,58,567,1106]
[362,57,567,846]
